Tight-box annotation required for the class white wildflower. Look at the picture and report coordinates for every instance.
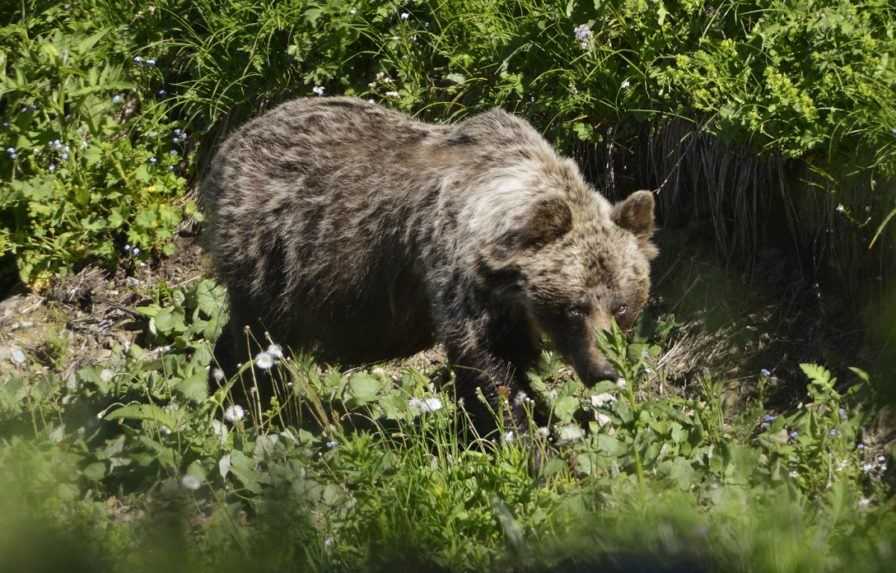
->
[621,79,631,89]
[224,405,245,423]
[574,23,592,49]
[267,343,284,359]
[595,412,612,427]
[99,368,115,383]
[400,12,410,20]
[254,351,275,370]
[502,431,515,443]
[616,377,627,388]
[513,391,529,407]
[556,424,585,445]
[384,90,400,98]
[10,348,26,365]
[858,497,871,509]
[409,397,443,414]
[180,474,201,491]
[836,204,845,213]
[591,392,616,408]
[212,367,225,383]
[788,470,799,478]
[536,426,550,438]
[312,85,325,96]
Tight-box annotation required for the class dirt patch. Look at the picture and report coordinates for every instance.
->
[0,236,211,380]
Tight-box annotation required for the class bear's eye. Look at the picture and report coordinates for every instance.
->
[566,304,589,319]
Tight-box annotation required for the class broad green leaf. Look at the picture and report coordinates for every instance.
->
[347,373,381,404]
[105,403,177,429]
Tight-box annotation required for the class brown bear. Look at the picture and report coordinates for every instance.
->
[200,97,657,433]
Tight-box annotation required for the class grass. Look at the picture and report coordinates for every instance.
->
[0,277,893,572]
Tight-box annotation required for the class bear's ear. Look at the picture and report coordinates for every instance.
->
[612,190,655,241]
[514,196,573,250]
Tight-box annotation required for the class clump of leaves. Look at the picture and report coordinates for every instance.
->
[0,5,193,288]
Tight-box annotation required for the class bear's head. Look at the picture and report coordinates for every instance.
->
[483,184,657,386]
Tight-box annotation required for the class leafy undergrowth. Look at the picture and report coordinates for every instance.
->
[1,279,893,573]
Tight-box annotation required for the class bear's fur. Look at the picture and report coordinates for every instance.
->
[201,97,657,432]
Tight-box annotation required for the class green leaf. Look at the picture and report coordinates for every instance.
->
[347,373,381,404]
[104,404,177,430]
[596,434,627,457]
[228,450,261,493]
[176,371,208,403]
[800,363,832,385]
[553,395,579,422]
[82,462,106,481]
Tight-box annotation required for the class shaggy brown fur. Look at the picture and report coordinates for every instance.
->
[201,97,657,433]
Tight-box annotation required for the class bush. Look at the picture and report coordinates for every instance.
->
[0,4,194,288]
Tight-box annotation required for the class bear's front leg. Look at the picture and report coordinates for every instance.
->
[442,315,540,439]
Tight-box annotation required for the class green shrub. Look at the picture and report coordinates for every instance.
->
[0,4,194,288]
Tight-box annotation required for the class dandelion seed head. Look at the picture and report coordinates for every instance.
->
[180,474,201,491]
[267,343,284,359]
[99,368,114,383]
[254,351,275,370]
[409,397,443,414]
[556,424,585,445]
[224,405,245,423]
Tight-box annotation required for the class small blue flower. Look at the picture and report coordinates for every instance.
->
[857,443,865,450]
[762,415,776,423]
[156,89,168,97]
[838,408,848,420]
[788,430,799,441]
